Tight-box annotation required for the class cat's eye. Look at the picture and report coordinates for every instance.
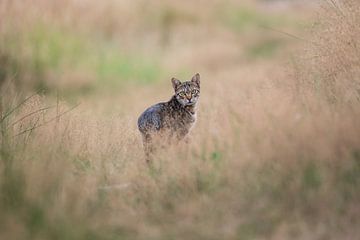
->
[192,90,199,94]
[178,92,185,97]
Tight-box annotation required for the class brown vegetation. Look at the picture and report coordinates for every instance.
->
[0,1,359,239]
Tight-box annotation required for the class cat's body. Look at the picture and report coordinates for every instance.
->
[138,96,197,140]
[138,73,200,162]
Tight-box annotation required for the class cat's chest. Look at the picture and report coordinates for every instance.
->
[165,110,196,128]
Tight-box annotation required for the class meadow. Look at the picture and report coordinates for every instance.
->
[0,0,359,239]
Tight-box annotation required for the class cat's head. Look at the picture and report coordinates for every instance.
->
[171,73,200,107]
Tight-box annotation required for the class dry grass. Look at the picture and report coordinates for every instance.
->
[295,0,360,103]
[0,0,360,240]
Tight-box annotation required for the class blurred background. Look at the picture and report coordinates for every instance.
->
[0,0,312,97]
[1,0,359,240]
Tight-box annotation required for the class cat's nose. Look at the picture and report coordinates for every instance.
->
[186,94,192,100]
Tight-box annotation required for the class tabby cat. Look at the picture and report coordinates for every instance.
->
[138,73,200,162]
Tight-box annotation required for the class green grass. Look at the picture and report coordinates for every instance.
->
[246,39,284,59]
[1,23,164,95]
[28,24,88,71]
[218,5,301,33]
[95,49,163,87]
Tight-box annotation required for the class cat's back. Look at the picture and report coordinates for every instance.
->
[138,102,167,134]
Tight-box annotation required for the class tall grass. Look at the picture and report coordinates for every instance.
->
[295,0,360,104]
[0,0,360,240]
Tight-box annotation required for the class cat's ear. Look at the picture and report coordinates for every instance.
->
[191,73,200,88]
[171,78,181,90]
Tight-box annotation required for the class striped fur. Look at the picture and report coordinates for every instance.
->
[138,73,200,162]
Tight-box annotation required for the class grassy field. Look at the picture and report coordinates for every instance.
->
[1,0,359,239]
